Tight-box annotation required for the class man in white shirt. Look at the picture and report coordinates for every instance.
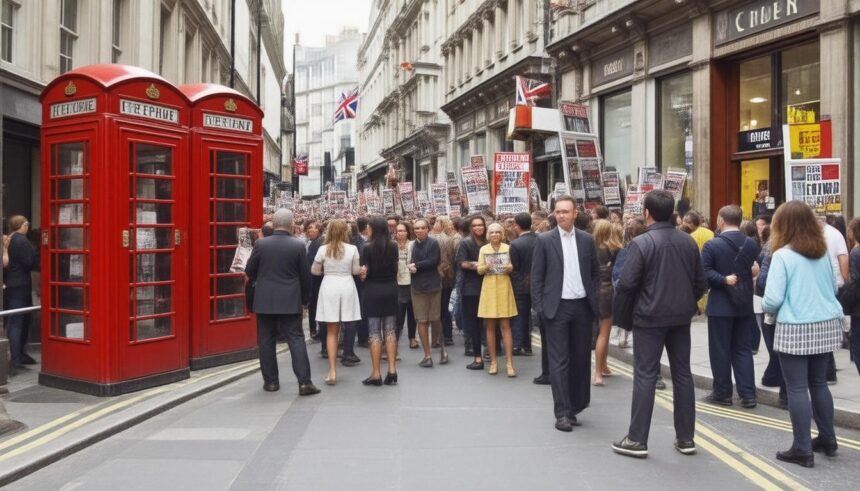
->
[822,221,848,384]
[531,196,600,432]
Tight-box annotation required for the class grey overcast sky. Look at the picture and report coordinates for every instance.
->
[282,0,372,67]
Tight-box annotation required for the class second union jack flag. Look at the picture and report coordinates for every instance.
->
[334,87,359,121]
[515,76,551,106]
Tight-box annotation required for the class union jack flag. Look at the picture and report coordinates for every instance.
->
[515,76,551,106]
[334,87,359,122]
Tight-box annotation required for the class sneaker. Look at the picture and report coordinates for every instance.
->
[409,339,419,349]
[674,439,696,455]
[704,393,733,406]
[655,378,667,390]
[512,347,524,356]
[611,436,648,458]
[522,347,534,356]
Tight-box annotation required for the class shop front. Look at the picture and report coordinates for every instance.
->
[710,0,823,219]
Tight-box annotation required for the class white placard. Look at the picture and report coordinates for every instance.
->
[203,113,254,133]
[120,99,179,124]
[50,98,97,119]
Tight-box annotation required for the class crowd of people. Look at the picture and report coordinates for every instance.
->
[243,191,860,468]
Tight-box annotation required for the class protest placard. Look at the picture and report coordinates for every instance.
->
[398,182,415,214]
[493,152,530,214]
[462,165,491,213]
[785,159,842,215]
[431,182,449,215]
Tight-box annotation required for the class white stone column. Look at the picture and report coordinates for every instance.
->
[473,26,481,75]
[507,0,517,49]
[483,13,493,66]
[525,0,535,40]
[820,23,852,213]
[495,2,505,58]
[456,42,463,85]
[463,35,471,80]
[690,14,712,216]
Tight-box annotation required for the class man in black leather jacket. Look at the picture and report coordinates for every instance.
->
[611,190,707,458]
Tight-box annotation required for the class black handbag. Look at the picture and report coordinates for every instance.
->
[612,288,636,332]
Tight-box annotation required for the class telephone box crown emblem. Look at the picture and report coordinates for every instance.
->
[64,81,77,96]
[145,84,161,100]
[224,98,238,112]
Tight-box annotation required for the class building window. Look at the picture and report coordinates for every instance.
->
[1,0,15,63]
[475,132,486,160]
[112,0,124,63]
[600,89,633,181]
[739,55,772,131]
[59,0,78,73]
[459,139,470,166]
[658,71,693,173]
[782,42,820,124]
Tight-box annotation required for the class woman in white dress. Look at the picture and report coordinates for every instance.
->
[312,219,362,385]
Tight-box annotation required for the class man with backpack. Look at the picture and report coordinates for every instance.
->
[702,205,761,408]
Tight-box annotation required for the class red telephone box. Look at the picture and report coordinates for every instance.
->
[179,84,263,369]
[39,65,191,395]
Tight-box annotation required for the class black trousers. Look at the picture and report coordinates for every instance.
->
[308,276,322,335]
[256,313,312,385]
[4,285,32,364]
[707,315,757,400]
[461,295,482,355]
[628,324,695,444]
[537,313,549,377]
[441,286,454,341]
[544,299,593,419]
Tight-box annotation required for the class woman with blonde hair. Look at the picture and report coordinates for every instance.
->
[477,222,518,376]
[433,216,460,346]
[592,219,623,385]
[312,219,362,385]
[762,201,843,467]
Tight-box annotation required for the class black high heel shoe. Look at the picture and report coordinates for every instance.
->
[383,372,398,385]
[362,377,383,386]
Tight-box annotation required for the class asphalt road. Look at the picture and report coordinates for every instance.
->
[9,336,860,490]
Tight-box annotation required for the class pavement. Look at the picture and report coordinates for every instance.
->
[0,319,857,488]
[609,317,860,430]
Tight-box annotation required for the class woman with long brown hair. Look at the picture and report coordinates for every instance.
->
[312,219,362,385]
[762,201,843,467]
[395,221,417,346]
[592,219,623,386]
[476,222,518,376]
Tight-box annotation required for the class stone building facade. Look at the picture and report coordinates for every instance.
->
[1,0,286,228]
[357,0,451,192]
[547,0,860,218]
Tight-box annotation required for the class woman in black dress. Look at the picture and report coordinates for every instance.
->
[359,217,400,385]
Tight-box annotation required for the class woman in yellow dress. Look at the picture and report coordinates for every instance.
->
[477,222,518,377]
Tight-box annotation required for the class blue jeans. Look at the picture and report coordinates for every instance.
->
[512,294,531,349]
[778,352,836,453]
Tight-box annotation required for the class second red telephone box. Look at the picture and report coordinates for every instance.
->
[39,65,192,395]
[179,84,263,369]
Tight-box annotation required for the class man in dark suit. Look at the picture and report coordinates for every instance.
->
[509,212,538,359]
[702,205,760,408]
[531,196,600,432]
[245,209,320,395]
[611,190,707,458]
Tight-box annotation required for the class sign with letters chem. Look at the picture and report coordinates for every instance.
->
[203,113,254,133]
[714,0,819,46]
[50,98,97,119]
[119,99,179,124]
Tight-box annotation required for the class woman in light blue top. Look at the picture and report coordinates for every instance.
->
[762,201,842,468]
